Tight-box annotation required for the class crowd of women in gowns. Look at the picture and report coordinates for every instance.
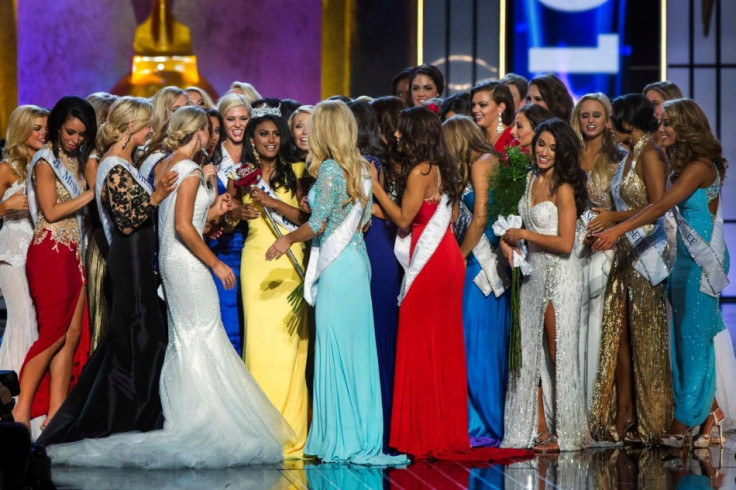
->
[0,65,734,471]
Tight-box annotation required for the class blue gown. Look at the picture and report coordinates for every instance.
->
[208,178,246,355]
[304,159,407,465]
[668,179,729,427]
[461,188,510,446]
[362,155,400,451]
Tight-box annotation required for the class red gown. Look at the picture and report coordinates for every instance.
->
[20,156,90,420]
[389,200,532,462]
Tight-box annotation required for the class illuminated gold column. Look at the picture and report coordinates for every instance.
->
[321,0,354,99]
[0,0,18,136]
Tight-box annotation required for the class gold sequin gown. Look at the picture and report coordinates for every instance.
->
[588,147,673,444]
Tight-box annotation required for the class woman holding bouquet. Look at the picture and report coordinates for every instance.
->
[500,118,589,452]
[238,105,309,458]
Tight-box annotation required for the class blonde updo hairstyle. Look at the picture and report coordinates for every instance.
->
[216,93,251,121]
[86,92,118,127]
[229,81,262,104]
[162,106,208,152]
[307,100,369,206]
[3,105,50,179]
[288,105,314,133]
[96,96,153,155]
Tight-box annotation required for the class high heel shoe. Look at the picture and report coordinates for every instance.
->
[693,409,725,448]
[658,427,692,448]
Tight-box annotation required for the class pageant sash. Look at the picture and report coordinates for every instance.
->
[254,178,299,232]
[395,194,451,305]
[216,147,241,188]
[459,198,508,297]
[610,152,669,286]
[139,151,168,183]
[95,156,154,244]
[303,175,371,306]
[26,148,85,243]
[672,199,729,297]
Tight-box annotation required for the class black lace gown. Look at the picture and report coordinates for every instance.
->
[38,165,167,445]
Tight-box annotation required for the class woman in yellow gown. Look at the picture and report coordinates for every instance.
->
[238,105,309,458]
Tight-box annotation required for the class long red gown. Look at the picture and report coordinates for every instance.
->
[389,200,532,462]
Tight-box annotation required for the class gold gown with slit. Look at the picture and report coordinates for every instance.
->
[588,145,673,444]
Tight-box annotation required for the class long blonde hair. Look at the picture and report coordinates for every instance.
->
[3,105,50,179]
[570,93,618,193]
[663,98,727,180]
[139,86,188,162]
[185,87,215,109]
[307,101,369,206]
[441,115,495,187]
[162,106,208,152]
[86,92,118,127]
[97,97,153,155]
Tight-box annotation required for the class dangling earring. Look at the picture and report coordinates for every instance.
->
[496,112,504,134]
[121,133,132,150]
[251,140,262,166]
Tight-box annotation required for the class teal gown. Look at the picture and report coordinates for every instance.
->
[304,159,408,466]
[668,173,729,427]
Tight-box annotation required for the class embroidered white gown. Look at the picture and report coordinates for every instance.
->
[0,179,38,373]
[501,172,588,451]
[47,161,293,468]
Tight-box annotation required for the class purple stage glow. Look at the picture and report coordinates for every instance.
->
[17,0,321,108]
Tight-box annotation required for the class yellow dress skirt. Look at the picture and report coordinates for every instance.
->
[241,164,309,458]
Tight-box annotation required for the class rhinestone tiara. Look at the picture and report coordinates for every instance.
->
[251,104,281,119]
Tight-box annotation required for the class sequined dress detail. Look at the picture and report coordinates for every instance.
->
[501,172,587,451]
[588,146,672,444]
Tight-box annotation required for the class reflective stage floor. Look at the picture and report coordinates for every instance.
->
[51,438,736,489]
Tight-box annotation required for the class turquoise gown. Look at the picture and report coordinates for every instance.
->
[668,172,729,427]
[304,159,407,466]
[461,188,510,446]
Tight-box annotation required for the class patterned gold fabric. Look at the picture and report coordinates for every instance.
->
[86,227,109,352]
[588,144,673,444]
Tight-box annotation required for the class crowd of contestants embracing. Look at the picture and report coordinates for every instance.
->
[0,64,734,469]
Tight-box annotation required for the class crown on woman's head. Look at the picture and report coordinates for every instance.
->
[251,104,282,119]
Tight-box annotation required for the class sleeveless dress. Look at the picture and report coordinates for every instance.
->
[501,172,587,451]
[362,154,400,452]
[46,160,293,468]
[669,166,730,426]
[240,162,308,458]
[38,160,167,445]
[0,177,38,373]
[462,185,509,446]
[577,168,616,409]
[588,149,673,444]
[208,146,246,354]
[303,159,406,465]
[21,149,91,421]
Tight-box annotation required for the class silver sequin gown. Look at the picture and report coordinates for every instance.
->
[47,161,293,468]
[501,172,588,451]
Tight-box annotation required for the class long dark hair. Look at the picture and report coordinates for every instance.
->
[243,115,298,195]
[530,118,588,217]
[395,106,462,205]
[47,96,97,165]
[205,108,224,166]
[348,100,386,161]
[371,96,407,189]
[529,74,573,120]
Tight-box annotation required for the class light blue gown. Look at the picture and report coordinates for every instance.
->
[461,188,509,446]
[304,159,407,466]
[668,171,729,426]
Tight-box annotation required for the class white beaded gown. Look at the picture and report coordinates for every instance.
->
[0,179,38,373]
[501,172,588,451]
[47,161,293,468]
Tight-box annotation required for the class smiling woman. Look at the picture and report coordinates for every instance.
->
[409,64,444,107]
[238,107,310,459]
